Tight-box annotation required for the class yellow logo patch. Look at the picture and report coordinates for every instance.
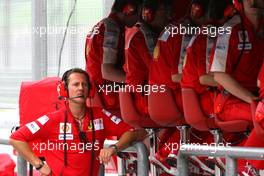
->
[153,42,160,62]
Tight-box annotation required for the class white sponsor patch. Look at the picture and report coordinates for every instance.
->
[238,43,252,50]
[26,122,40,134]
[37,115,49,125]
[102,109,111,117]
[111,115,122,125]
[58,134,73,140]
[94,118,104,131]
[160,28,170,41]
[59,123,72,134]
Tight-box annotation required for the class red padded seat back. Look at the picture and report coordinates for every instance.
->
[148,86,185,127]
[119,91,160,128]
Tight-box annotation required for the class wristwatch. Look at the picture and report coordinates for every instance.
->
[35,161,44,170]
[109,144,119,152]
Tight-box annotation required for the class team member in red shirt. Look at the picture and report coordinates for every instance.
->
[210,1,264,172]
[149,0,209,166]
[123,0,175,116]
[9,68,146,176]
[181,0,236,117]
[210,0,264,122]
[85,0,142,111]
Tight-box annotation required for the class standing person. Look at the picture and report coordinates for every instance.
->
[9,68,147,176]
[85,0,142,112]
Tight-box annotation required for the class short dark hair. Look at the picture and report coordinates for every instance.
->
[142,0,174,14]
[207,0,233,20]
[62,68,90,90]
[112,0,142,13]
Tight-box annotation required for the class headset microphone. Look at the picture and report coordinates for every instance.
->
[68,95,85,100]
[58,95,85,100]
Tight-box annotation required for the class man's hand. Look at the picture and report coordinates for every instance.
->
[38,163,51,176]
[99,147,117,165]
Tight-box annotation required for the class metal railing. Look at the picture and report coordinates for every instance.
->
[0,138,148,176]
[103,140,149,176]
[177,144,264,176]
[3,137,264,176]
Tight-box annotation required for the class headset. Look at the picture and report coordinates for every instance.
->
[58,68,96,176]
[57,68,94,100]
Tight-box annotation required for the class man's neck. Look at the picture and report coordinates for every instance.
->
[69,102,86,120]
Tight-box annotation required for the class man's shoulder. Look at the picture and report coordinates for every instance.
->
[45,108,65,122]
[224,14,241,28]
[102,16,121,33]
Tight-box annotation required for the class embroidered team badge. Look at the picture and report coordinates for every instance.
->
[59,123,72,134]
[87,120,93,131]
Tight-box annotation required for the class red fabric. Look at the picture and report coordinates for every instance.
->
[199,91,215,116]
[124,27,152,85]
[85,14,124,110]
[210,15,264,93]
[19,77,65,157]
[123,26,153,115]
[134,92,148,116]
[85,22,104,84]
[85,13,124,85]
[0,154,15,176]
[19,77,64,126]
[10,107,132,176]
[215,95,252,121]
[172,89,184,113]
[210,15,264,121]
[181,34,212,94]
[149,30,182,90]
[258,62,264,98]
[242,129,264,169]
[157,128,181,157]
[181,34,216,116]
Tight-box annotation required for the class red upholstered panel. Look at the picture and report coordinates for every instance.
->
[148,86,185,127]
[119,91,160,128]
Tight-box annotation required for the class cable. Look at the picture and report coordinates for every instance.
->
[57,0,77,77]
[89,98,96,176]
